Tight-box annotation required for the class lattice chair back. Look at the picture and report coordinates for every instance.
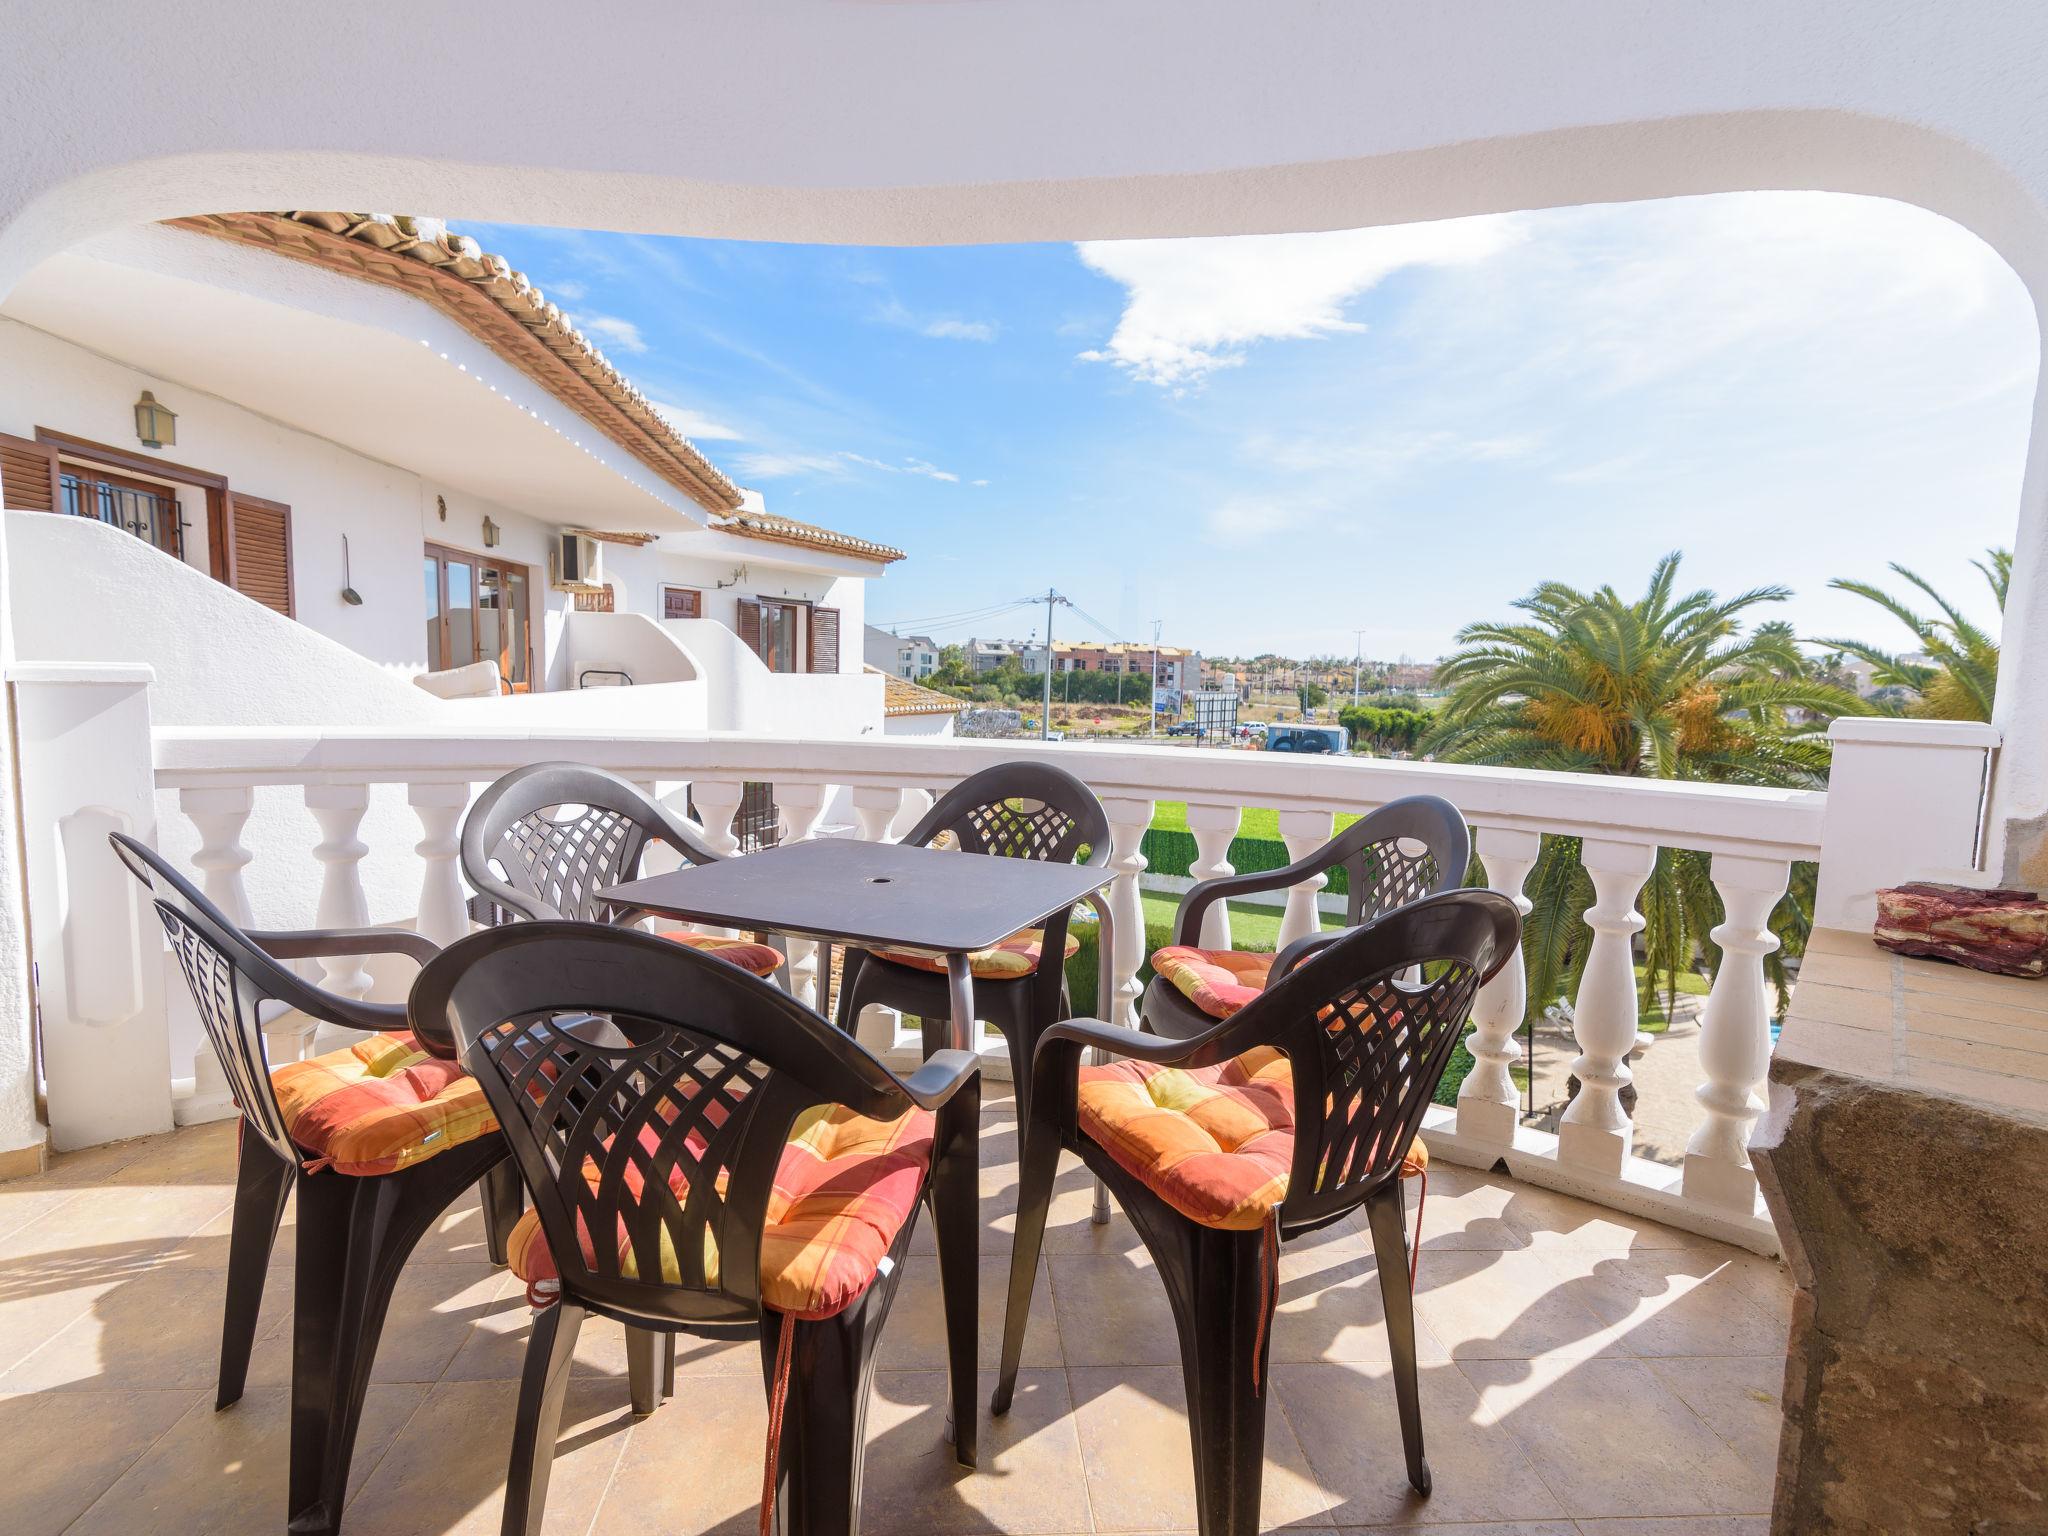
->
[411,922,913,1327]
[1328,795,1470,929]
[903,761,1111,870]
[1238,889,1518,1234]
[461,762,723,926]
[108,833,348,1172]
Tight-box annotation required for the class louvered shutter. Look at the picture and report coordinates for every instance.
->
[736,597,763,660]
[663,586,701,619]
[0,432,60,512]
[228,494,294,617]
[809,606,841,674]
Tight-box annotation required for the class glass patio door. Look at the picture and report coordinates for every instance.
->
[425,545,531,690]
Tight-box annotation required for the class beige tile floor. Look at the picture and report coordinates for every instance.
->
[0,1099,1793,1535]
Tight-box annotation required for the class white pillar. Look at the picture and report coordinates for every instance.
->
[1185,801,1242,950]
[1813,717,1999,930]
[1683,855,1790,1210]
[1557,837,1656,1176]
[1101,796,1155,1028]
[1275,809,1334,950]
[177,785,256,1122]
[409,781,471,947]
[11,665,172,1148]
[1457,827,1538,1149]
[304,783,373,1000]
[890,786,934,841]
[689,779,746,858]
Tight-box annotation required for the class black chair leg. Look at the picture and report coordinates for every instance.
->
[1115,1168,1269,1536]
[219,1130,294,1411]
[662,1330,677,1399]
[500,1299,585,1536]
[288,1141,504,1536]
[927,1076,981,1468]
[479,1157,524,1267]
[992,1067,1065,1415]
[1363,1181,1431,1496]
[625,1326,663,1415]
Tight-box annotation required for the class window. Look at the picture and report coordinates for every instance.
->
[61,467,186,558]
[662,585,702,619]
[759,598,801,673]
[425,543,533,689]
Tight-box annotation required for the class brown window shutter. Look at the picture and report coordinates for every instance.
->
[736,596,763,660]
[663,586,701,620]
[228,494,294,617]
[809,606,841,674]
[0,432,60,513]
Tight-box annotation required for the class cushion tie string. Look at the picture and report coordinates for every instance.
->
[759,1309,798,1536]
[1251,1212,1279,1395]
[1408,1165,1428,1289]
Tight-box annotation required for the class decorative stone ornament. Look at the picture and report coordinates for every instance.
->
[1875,881,2048,976]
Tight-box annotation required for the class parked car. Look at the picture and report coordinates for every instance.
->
[1165,721,1200,737]
[1265,723,1349,754]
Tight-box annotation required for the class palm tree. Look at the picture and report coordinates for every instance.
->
[1427,553,1865,1021]
[1815,549,2007,722]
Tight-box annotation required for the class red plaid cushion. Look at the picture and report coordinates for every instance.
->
[1151,946,1277,1019]
[506,1101,933,1319]
[656,929,783,977]
[271,1030,495,1176]
[870,926,1080,980]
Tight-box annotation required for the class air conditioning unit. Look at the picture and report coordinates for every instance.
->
[554,531,601,588]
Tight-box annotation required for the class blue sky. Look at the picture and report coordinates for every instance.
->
[467,192,2038,662]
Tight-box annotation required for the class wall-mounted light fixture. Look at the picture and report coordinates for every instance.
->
[436,494,447,522]
[482,516,501,548]
[715,564,750,589]
[134,391,176,449]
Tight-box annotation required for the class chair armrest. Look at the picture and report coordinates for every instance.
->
[1034,1016,1208,1067]
[248,926,442,966]
[896,1048,982,1110]
[1172,856,1333,947]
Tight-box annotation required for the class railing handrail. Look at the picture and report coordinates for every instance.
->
[150,723,1826,860]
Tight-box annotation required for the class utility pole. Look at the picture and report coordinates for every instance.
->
[1149,618,1163,738]
[1352,628,1367,706]
[1038,587,1070,740]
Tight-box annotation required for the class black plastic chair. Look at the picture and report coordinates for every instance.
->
[110,833,519,1536]
[409,922,983,1536]
[1142,794,1470,1039]
[995,890,1521,1536]
[835,762,1109,1112]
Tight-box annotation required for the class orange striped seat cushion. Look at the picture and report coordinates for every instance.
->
[507,1101,934,1320]
[869,927,1080,980]
[1077,1044,1425,1231]
[656,929,783,976]
[271,1030,496,1176]
[1151,945,1277,1019]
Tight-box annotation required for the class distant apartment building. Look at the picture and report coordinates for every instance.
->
[1021,641,1198,690]
[966,636,1025,673]
[863,625,939,679]
[1382,660,1439,692]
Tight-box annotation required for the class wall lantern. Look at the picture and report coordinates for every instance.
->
[134,391,177,449]
[481,516,501,548]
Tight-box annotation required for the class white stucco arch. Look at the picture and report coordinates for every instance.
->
[3,0,2047,870]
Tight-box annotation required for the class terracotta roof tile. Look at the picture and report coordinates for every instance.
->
[867,666,966,716]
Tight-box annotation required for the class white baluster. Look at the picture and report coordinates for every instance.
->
[178,786,256,1114]
[1557,838,1656,1175]
[305,783,373,1000]
[1101,797,1155,1028]
[773,781,831,1007]
[1457,827,1539,1149]
[849,786,906,1053]
[891,786,934,841]
[689,779,746,858]
[1275,809,1334,951]
[1683,855,1790,1210]
[409,782,470,947]
[181,786,255,924]
[1185,801,1242,950]
[852,785,903,846]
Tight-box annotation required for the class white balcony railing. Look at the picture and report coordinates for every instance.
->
[7,667,2002,1258]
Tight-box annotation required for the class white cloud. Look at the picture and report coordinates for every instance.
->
[649,401,745,441]
[971,478,990,487]
[731,450,846,479]
[843,452,962,483]
[1076,216,1525,388]
[1202,497,1319,548]
[871,294,999,343]
[548,278,588,301]
[922,318,998,342]
[569,312,648,353]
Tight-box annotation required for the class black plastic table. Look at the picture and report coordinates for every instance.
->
[602,835,1117,1053]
